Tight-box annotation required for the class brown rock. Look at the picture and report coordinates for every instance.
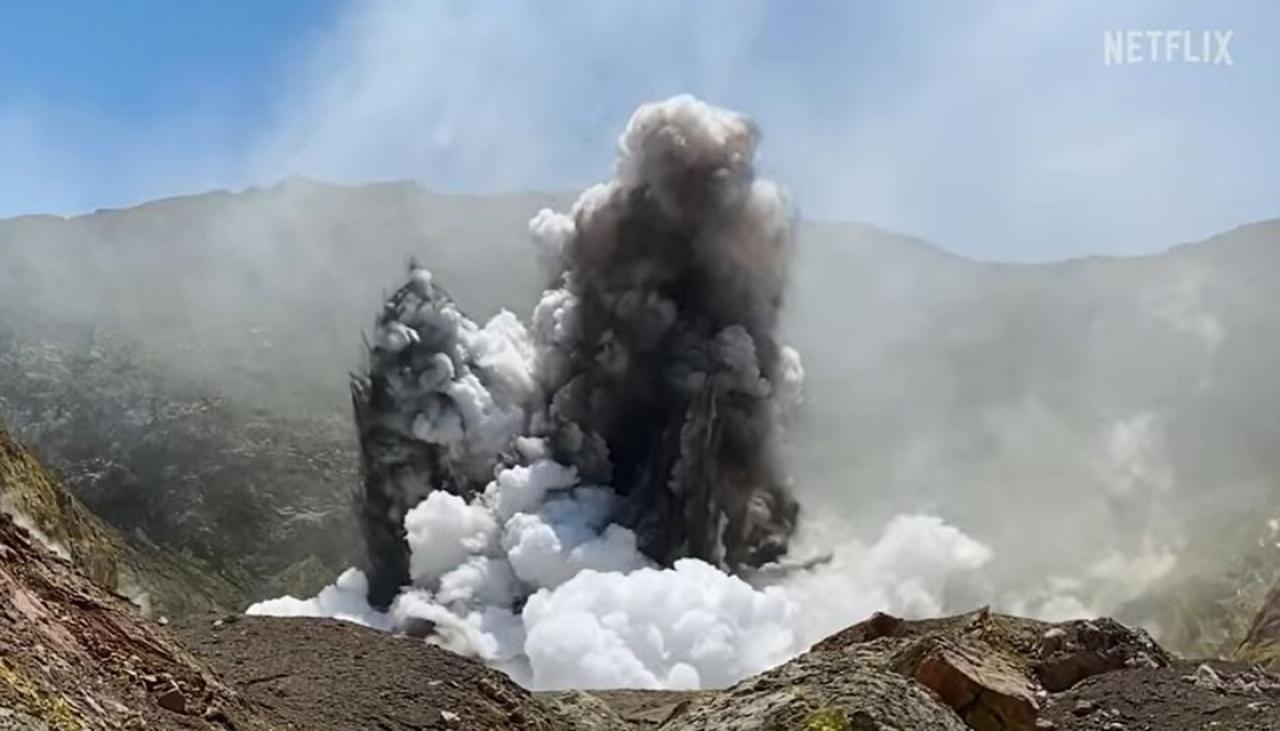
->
[1033,619,1169,692]
[1071,699,1096,716]
[156,686,188,714]
[909,637,1039,731]
[813,611,910,650]
[0,424,277,730]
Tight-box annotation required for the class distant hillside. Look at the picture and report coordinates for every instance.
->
[1,181,1278,654]
[0,180,570,415]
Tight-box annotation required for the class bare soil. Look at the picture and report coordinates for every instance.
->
[1041,659,1280,731]
[178,615,571,731]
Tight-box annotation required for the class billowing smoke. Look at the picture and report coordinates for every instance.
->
[352,95,802,608]
[251,96,994,689]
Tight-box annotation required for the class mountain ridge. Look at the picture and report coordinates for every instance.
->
[6,178,1275,267]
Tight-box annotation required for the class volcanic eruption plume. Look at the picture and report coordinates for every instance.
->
[253,97,996,688]
[353,95,803,610]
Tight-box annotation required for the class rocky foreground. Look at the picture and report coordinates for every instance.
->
[5,428,1280,730]
[171,609,1280,731]
[0,510,273,729]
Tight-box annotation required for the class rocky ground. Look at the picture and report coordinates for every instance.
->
[178,616,570,731]
[7,423,1280,730]
[1040,660,1280,730]
[0,423,249,622]
[0,510,274,730]
[171,608,1280,731]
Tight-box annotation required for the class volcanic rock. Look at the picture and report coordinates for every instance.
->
[1238,577,1280,671]
[0,428,275,729]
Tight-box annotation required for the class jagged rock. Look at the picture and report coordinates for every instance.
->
[537,691,630,730]
[662,645,970,731]
[0,448,277,730]
[0,424,247,619]
[1237,578,1280,671]
[164,605,1280,731]
[0,332,360,618]
[814,609,1046,730]
[154,686,187,714]
[0,427,119,588]
[1188,662,1223,690]
[809,608,1185,731]
[908,637,1038,731]
[811,608,1280,731]
[1032,618,1169,692]
[1071,699,1096,716]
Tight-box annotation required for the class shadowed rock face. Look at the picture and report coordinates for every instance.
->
[0,426,118,589]
[0,429,276,730]
[1238,579,1280,670]
[0,425,243,620]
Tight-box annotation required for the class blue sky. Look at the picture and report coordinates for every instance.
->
[1,0,1276,261]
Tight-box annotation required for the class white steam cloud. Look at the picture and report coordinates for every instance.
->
[250,501,993,689]
[249,96,995,690]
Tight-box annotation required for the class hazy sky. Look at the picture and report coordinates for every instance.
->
[1,0,1276,260]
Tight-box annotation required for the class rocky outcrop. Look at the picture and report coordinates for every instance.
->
[0,424,246,620]
[0,509,275,729]
[663,645,971,730]
[0,423,290,728]
[1237,578,1280,670]
[1116,530,1280,661]
[175,608,1220,731]
[1033,616,1170,692]
[907,636,1038,730]
[694,608,1173,731]
[659,607,1278,731]
[0,427,119,588]
[0,333,360,615]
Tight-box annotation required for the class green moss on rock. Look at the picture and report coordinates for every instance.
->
[0,425,244,619]
[805,707,853,731]
[0,428,118,589]
[0,659,86,731]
